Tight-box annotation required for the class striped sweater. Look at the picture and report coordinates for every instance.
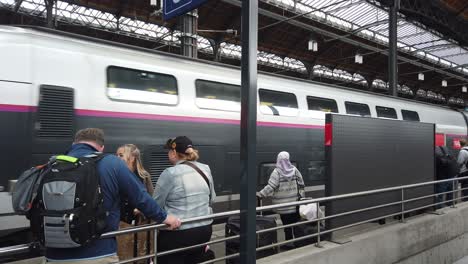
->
[258,168,305,214]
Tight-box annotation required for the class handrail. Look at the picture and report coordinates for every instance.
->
[1,175,466,262]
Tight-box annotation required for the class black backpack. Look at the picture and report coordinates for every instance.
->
[29,153,107,248]
[436,147,459,179]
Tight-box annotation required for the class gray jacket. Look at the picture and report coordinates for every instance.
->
[154,160,216,230]
[458,147,468,174]
[258,168,305,214]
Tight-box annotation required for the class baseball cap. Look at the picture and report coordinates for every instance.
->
[165,136,193,154]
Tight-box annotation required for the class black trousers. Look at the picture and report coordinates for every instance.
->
[157,224,212,264]
[280,213,300,243]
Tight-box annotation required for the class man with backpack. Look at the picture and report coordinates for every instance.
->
[435,145,458,208]
[457,139,468,202]
[36,128,181,263]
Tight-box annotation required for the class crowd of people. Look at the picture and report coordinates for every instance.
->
[434,139,468,208]
[39,128,311,264]
[36,127,468,264]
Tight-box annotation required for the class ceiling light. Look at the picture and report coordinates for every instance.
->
[463,86,467,93]
[355,53,363,64]
[308,39,318,52]
[442,80,447,87]
[418,73,424,81]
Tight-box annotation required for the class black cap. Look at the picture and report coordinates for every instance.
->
[165,136,193,154]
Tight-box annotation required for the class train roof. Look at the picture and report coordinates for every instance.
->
[1,25,466,115]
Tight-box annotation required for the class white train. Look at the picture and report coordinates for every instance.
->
[0,26,466,246]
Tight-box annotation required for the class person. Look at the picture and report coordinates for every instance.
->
[434,146,456,208]
[257,151,305,249]
[45,128,181,263]
[116,144,154,262]
[154,136,216,264]
[457,139,468,201]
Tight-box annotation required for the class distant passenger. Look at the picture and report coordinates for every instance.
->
[44,128,180,263]
[434,146,457,208]
[116,144,154,262]
[154,136,216,264]
[457,139,468,201]
[257,151,305,249]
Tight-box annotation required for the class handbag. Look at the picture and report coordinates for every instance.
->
[295,169,305,213]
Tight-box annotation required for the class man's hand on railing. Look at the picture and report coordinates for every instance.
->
[163,214,181,230]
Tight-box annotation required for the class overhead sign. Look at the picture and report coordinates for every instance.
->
[163,0,208,20]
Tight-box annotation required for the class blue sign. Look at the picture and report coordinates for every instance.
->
[163,0,208,20]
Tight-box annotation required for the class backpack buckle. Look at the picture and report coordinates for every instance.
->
[63,214,74,233]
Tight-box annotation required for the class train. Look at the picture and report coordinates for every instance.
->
[0,26,467,246]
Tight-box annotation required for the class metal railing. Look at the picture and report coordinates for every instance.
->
[1,175,468,263]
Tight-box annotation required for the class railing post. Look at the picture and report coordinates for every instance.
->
[315,202,322,248]
[400,188,405,223]
[452,178,457,208]
[153,228,158,264]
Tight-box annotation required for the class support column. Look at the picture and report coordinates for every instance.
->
[239,0,258,263]
[303,62,315,80]
[209,39,222,62]
[365,76,375,92]
[45,0,55,29]
[388,0,399,96]
[179,10,198,58]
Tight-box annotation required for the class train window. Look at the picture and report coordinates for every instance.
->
[307,96,338,113]
[376,106,397,119]
[107,66,178,105]
[345,101,371,117]
[195,79,240,111]
[401,110,420,121]
[258,162,298,188]
[259,89,298,117]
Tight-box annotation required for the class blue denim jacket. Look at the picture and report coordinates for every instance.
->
[154,160,216,229]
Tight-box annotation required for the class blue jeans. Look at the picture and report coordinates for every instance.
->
[435,181,454,209]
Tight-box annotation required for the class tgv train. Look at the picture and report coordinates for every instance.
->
[0,26,467,245]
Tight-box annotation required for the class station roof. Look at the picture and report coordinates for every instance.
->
[0,0,467,107]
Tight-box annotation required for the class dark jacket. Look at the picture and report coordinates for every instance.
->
[435,146,458,180]
[46,143,167,261]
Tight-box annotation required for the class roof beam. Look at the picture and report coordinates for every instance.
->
[368,0,468,46]
[325,0,365,14]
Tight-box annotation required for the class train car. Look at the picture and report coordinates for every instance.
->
[0,26,467,245]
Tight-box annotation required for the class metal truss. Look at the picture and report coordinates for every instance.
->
[370,0,468,47]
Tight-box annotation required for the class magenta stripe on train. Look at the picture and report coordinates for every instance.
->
[0,104,37,112]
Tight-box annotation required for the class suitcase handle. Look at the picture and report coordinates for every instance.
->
[257,197,263,216]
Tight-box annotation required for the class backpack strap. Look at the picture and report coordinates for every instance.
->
[181,161,212,202]
[84,152,107,162]
[439,146,447,156]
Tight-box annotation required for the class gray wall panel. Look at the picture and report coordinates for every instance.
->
[325,114,435,230]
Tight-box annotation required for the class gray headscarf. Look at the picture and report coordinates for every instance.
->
[276,151,295,178]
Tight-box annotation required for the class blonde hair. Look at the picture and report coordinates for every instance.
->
[176,147,199,161]
[118,144,151,181]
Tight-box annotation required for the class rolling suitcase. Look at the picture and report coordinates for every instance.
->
[225,199,278,264]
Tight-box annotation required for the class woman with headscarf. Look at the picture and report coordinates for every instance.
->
[257,151,305,248]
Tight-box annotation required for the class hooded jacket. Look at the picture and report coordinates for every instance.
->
[258,167,305,214]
